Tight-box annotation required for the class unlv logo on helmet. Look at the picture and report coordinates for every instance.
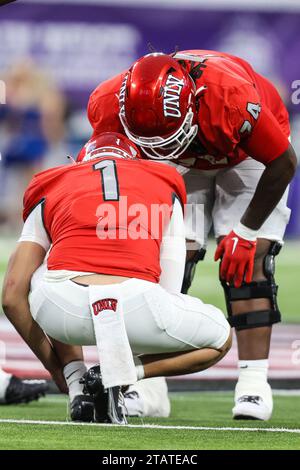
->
[163,74,185,118]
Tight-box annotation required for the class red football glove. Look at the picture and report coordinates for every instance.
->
[214,230,257,288]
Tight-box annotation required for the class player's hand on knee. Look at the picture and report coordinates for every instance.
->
[214,230,257,288]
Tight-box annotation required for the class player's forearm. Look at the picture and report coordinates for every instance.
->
[2,297,60,374]
[240,146,297,231]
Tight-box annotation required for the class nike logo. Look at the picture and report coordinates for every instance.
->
[231,236,239,254]
[65,370,79,380]
[240,365,248,369]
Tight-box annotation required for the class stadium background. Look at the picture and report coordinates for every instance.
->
[0,0,300,389]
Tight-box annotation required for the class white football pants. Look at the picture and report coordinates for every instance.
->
[29,277,230,355]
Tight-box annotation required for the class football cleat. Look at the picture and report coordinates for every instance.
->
[123,390,143,417]
[81,365,127,425]
[233,395,272,421]
[233,377,273,420]
[124,377,171,417]
[70,395,95,422]
[1,376,48,405]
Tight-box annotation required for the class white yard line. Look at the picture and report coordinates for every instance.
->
[0,418,300,434]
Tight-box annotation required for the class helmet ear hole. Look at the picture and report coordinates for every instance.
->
[166,66,176,74]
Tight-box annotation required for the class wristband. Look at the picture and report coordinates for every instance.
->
[234,222,258,241]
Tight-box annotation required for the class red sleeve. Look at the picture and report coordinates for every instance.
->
[225,83,263,152]
[199,82,263,157]
[173,170,187,211]
[240,106,290,164]
[211,82,290,163]
[23,176,44,222]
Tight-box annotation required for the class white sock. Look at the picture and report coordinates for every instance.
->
[238,359,269,383]
[236,359,272,410]
[0,368,12,400]
[134,356,145,380]
[63,361,87,402]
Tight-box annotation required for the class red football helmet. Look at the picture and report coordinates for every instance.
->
[119,53,198,160]
[77,132,140,162]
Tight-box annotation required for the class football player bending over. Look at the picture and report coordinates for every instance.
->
[2,133,231,424]
[82,50,297,420]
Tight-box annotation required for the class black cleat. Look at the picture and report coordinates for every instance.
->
[81,365,127,425]
[2,376,48,405]
[70,395,95,422]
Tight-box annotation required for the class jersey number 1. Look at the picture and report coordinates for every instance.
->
[93,160,120,201]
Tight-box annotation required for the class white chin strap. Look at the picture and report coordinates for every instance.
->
[120,109,198,160]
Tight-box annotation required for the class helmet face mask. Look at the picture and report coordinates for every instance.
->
[119,53,198,160]
[120,107,198,160]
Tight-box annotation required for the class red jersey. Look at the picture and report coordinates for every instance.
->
[86,50,290,170]
[23,158,186,283]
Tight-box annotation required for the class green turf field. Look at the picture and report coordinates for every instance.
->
[0,393,299,450]
[1,237,300,323]
[0,238,300,450]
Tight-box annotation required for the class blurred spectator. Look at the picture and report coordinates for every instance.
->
[39,80,72,169]
[0,59,66,232]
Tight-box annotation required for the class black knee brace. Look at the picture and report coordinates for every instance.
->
[220,241,282,330]
[181,248,206,294]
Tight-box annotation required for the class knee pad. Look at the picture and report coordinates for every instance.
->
[181,248,206,294]
[220,241,282,330]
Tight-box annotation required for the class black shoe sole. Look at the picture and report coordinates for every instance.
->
[233,415,262,420]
